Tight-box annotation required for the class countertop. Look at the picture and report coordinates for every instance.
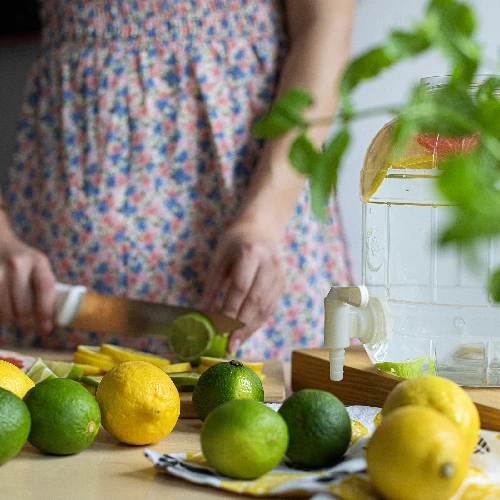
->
[0,349,294,500]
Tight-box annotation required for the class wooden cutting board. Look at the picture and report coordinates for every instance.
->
[291,346,500,432]
[180,359,286,418]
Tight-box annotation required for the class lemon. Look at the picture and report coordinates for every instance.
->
[163,312,216,362]
[95,361,180,445]
[0,388,31,465]
[0,359,35,398]
[100,344,171,369]
[76,363,103,376]
[278,389,351,469]
[367,406,468,500]
[23,378,101,455]
[382,375,480,453]
[192,360,264,421]
[201,399,289,479]
[162,361,193,374]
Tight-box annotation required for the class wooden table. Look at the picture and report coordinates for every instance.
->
[0,350,293,500]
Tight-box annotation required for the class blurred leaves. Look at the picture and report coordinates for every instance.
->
[253,0,500,299]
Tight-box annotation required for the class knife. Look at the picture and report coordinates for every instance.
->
[55,283,244,336]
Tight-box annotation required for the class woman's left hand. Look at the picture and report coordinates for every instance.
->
[200,221,286,354]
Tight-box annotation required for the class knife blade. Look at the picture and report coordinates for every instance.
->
[55,283,244,336]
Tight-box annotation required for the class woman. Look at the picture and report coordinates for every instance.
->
[0,0,354,360]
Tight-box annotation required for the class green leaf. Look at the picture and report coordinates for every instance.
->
[488,270,500,303]
[253,89,313,138]
[289,134,321,177]
[309,128,350,220]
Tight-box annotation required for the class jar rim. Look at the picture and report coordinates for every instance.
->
[420,74,500,89]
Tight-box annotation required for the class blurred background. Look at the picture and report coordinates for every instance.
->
[0,0,499,282]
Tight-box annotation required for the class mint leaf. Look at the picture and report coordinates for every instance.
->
[289,134,321,177]
[253,89,313,138]
[489,270,500,303]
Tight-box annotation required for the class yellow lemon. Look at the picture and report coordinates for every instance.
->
[95,361,180,445]
[382,375,480,453]
[0,359,35,398]
[367,406,468,500]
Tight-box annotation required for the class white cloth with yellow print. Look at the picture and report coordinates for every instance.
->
[144,405,500,499]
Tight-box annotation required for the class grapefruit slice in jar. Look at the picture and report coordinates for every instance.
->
[416,133,479,157]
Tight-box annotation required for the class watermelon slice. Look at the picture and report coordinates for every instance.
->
[416,133,479,156]
[0,350,37,373]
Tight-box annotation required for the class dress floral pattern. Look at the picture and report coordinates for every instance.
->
[2,0,351,360]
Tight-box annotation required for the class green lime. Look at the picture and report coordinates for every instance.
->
[168,372,201,392]
[164,312,216,362]
[0,388,31,465]
[278,389,352,469]
[44,360,84,380]
[202,333,229,358]
[25,357,58,384]
[201,399,289,479]
[375,357,435,379]
[79,375,103,388]
[192,360,264,421]
[23,378,101,455]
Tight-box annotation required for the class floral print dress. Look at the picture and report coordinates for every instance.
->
[2,0,351,360]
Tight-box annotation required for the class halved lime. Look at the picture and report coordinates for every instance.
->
[163,313,216,362]
[44,360,84,380]
[168,372,201,392]
[202,333,229,359]
[25,358,58,384]
[375,357,430,379]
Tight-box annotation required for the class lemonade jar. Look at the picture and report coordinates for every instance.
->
[325,76,500,387]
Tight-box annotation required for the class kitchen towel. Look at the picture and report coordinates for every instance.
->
[144,405,500,499]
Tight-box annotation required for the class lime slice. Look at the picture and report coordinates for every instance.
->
[44,360,84,380]
[79,375,103,389]
[202,333,229,359]
[163,313,216,362]
[375,357,427,379]
[168,372,201,392]
[26,358,58,384]
[100,344,171,369]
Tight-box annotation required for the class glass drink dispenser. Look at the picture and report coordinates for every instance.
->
[325,77,500,387]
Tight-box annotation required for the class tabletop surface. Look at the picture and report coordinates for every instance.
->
[0,349,294,500]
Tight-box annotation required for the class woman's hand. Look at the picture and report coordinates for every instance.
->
[0,238,56,332]
[200,221,286,354]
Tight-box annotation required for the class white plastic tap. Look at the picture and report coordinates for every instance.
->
[324,285,393,381]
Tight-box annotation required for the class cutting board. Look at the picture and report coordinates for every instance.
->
[179,359,286,418]
[291,346,500,432]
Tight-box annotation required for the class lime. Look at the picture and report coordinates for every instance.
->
[25,358,58,384]
[201,399,289,479]
[367,406,468,500]
[201,333,229,359]
[192,360,264,421]
[23,378,101,455]
[163,313,216,362]
[0,388,31,465]
[375,356,435,379]
[198,356,265,379]
[278,389,352,469]
[0,359,35,398]
[168,372,201,392]
[44,360,84,380]
[80,375,103,388]
[100,344,171,369]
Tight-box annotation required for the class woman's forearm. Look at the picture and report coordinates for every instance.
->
[235,0,356,240]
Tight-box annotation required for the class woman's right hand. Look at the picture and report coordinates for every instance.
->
[0,238,56,332]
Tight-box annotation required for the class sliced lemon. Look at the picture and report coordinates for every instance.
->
[361,119,435,202]
[162,362,192,374]
[100,344,171,369]
[25,358,58,384]
[76,363,104,376]
[74,346,117,372]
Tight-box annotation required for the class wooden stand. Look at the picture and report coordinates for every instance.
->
[291,346,500,432]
